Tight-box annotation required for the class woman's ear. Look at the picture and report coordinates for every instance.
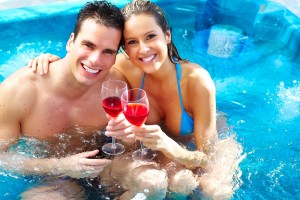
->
[66,33,75,52]
[166,30,172,44]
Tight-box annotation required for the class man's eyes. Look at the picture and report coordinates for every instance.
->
[104,50,115,55]
[83,43,94,49]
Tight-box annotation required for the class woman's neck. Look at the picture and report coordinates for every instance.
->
[147,58,176,83]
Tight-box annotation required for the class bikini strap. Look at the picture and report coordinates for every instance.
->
[140,64,183,107]
[175,63,185,109]
[139,73,146,89]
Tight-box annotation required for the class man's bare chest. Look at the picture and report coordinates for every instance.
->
[21,97,107,139]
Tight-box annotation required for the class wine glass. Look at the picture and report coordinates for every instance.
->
[101,80,127,155]
[121,88,156,161]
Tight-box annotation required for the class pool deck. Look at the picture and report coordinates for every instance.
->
[0,0,299,17]
[273,0,300,17]
[0,0,88,10]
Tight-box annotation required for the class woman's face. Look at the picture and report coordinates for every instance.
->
[123,14,171,74]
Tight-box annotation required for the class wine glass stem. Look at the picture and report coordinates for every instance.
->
[111,137,117,149]
[140,141,147,155]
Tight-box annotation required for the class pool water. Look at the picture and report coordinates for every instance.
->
[0,0,299,199]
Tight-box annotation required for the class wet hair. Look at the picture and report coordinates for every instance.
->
[73,1,124,46]
[121,0,186,63]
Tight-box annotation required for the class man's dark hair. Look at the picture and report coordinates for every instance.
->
[73,1,124,45]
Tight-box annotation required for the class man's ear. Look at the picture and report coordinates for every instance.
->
[66,33,75,52]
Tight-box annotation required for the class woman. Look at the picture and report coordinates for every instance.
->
[30,0,242,199]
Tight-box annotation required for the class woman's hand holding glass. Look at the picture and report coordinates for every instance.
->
[121,88,156,161]
[105,113,136,142]
[131,124,181,158]
[131,125,166,150]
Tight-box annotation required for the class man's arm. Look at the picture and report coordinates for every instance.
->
[0,74,57,175]
[0,71,111,178]
[0,149,111,178]
[0,76,24,151]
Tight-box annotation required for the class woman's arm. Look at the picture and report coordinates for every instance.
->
[177,64,217,168]
[27,53,61,75]
[132,125,208,169]
[133,64,217,169]
[189,65,217,152]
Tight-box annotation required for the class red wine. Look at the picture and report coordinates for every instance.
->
[102,96,122,117]
[123,103,149,126]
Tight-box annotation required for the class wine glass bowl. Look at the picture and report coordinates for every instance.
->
[101,80,127,155]
[102,96,122,118]
[121,88,156,161]
[122,103,149,127]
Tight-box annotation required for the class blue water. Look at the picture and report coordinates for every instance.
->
[0,0,299,199]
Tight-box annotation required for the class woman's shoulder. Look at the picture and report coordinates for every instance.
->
[113,53,144,86]
[180,62,216,111]
[114,53,136,71]
[180,61,213,86]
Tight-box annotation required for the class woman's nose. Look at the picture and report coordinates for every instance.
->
[139,42,150,54]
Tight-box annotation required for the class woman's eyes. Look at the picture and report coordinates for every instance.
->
[127,40,137,45]
[126,34,157,45]
[146,34,156,40]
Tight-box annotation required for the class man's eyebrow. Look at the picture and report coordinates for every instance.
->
[81,40,95,46]
[81,40,118,53]
[106,49,118,54]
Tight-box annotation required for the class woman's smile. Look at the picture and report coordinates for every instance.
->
[139,54,156,63]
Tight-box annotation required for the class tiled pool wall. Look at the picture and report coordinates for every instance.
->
[193,0,300,62]
[139,0,300,61]
[0,1,84,39]
[256,2,300,62]
[0,0,299,61]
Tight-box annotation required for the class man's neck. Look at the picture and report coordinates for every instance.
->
[50,58,101,99]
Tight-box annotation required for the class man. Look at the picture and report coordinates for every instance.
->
[0,1,126,198]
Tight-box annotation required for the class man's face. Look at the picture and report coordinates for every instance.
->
[66,19,122,86]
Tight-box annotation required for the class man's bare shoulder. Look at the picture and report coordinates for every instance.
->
[0,67,38,107]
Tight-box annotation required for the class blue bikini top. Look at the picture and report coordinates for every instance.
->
[139,63,194,135]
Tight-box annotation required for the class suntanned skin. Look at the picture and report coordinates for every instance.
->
[25,5,239,200]
[25,12,218,200]
[107,14,216,162]
[0,19,126,178]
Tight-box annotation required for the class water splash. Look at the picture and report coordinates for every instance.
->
[276,81,300,121]
[0,40,64,78]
